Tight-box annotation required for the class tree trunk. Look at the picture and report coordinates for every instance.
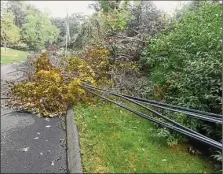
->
[4,42,7,53]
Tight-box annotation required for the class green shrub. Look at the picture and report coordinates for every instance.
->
[140,2,222,144]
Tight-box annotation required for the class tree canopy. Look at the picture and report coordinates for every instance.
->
[22,9,59,51]
[1,1,59,51]
[1,11,20,52]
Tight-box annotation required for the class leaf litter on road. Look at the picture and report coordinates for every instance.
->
[21,147,30,152]
[51,161,55,166]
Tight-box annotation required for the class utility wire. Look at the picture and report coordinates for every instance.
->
[122,95,222,119]
[82,84,219,144]
[83,83,222,124]
[83,86,222,150]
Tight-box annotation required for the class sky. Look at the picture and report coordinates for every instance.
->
[152,1,188,14]
[27,1,190,18]
[27,1,95,17]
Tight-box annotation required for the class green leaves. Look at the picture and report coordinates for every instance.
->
[140,2,222,143]
[1,11,20,47]
[22,9,59,51]
[143,2,222,111]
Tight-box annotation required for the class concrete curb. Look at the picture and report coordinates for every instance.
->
[66,108,83,174]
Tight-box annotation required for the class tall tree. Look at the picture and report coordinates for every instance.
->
[51,13,84,47]
[94,0,122,13]
[6,1,26,28]
[1,11,20,52]
[22,9,59,51]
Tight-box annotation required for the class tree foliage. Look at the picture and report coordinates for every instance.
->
[8,46,110,117]
[51,13,84,47]
[22,9,59,51]
[1,11,20,51]
[8,53,94,117]
[83,45,110,81]
[1,1,60,51]
[140,2,222,143]
[6,1,26,28]
[73,1,166,62]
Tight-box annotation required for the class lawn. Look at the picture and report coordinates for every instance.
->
[1,47,29,65]
[74,103,215,173]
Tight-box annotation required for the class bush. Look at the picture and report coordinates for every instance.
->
[140,2,222,144]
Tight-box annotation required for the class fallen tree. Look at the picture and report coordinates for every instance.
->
[7,45,110,117]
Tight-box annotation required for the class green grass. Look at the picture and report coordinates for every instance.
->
[74,103,215,173]
[1,47,29,65]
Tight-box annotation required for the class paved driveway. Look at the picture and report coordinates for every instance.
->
[1,64,67,173]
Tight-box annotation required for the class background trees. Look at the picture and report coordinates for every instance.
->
[1,11,20,52]
[6,1,26,28]
[1,1,59,52]
[72,1,167,59]
[22,9,59,51]
[51,13,84,48]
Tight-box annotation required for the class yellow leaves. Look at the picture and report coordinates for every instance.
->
[35,70,62,84]
[82,45,111,86]
[67,79,81,93]
[65,57,95,79]
[9,48,110,117]
[78,65,84,69]
[96,77,113,88]
[35,53,53,72]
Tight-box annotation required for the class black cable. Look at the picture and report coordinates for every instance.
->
[83,84,218,143]
[83,87,222,150]
[137,101,222,123]
[83,83,222,124]
[83,83,222,123]
[84,83,222,119]
[121,95,222,119]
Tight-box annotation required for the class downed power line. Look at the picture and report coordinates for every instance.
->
[81,84,222,150]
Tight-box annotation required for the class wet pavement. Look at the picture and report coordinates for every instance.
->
[1,64,67,173]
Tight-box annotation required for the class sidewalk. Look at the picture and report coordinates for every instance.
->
[1,64,67,173]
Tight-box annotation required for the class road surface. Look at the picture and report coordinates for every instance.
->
[1,63,67,173]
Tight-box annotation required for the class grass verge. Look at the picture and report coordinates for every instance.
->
[74,103,214,173]
[1,47,29,65]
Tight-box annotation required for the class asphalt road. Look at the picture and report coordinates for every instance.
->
[1,63,67,173]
